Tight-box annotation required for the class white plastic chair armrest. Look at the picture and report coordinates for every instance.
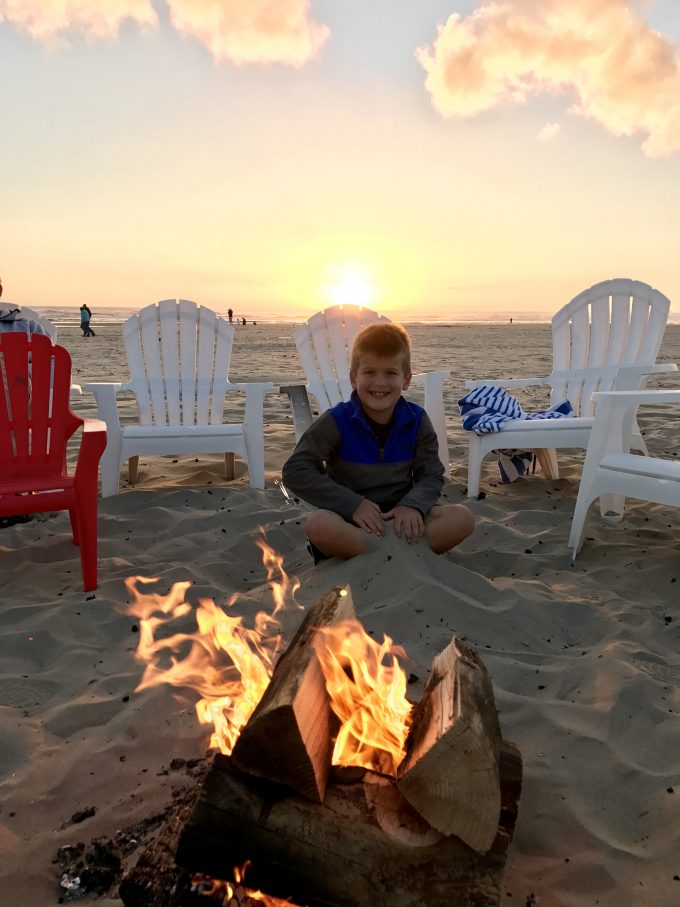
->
[612,362,678,390]
[83,382,126,431]
[466,363,678,392]
[230,381,275,395]
[592,389,680,408]
[411,370,450,384]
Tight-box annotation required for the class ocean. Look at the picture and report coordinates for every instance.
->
[22,305,680,327]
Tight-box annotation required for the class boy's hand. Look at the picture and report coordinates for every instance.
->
[352,499,385,536]
[382,505,424,544]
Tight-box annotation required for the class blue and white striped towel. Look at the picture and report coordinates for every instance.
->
[459,385,573,434]
[458,385,573,483]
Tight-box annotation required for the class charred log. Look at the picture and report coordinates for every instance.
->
[175,749,521,907]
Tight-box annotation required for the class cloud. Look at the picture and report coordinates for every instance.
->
[537,122,560,142]
[166,0,329,66]
[416,0,680,157]
[0,0,329,65]
[0,1,157,41]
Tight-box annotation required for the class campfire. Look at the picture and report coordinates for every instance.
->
[122,535,522,907]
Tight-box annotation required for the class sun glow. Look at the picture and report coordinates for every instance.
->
[323,265,377,309]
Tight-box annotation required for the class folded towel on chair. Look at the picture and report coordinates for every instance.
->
[459,385,573,434]
[458,385,573,483]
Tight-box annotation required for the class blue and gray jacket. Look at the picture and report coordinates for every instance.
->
[282,392,444,522]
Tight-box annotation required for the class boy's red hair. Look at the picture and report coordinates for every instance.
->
[350,322,412,375]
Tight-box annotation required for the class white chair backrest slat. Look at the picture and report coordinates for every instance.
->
[178,299,199,425]
[588,298,610,368]
[325,308,355,380]
[307,311,338,385]
[158,299,182,425]
[625,296,653,361]
[210,315,234,423]
[137,304,168,425]
[569,305,591,370]
[193,307,215,424]
[638,299,669,363]
[606,289,632,366]
[122,313,155,425]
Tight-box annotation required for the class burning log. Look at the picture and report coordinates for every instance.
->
[175,746,521,907]
[168,582,521,906]
[231,585,356,802]
[396,636,501,854]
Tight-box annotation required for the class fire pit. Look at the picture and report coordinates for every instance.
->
[173,587,520,906]
[115,547,521,907]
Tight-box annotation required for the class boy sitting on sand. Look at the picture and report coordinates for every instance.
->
[282,322,474,561]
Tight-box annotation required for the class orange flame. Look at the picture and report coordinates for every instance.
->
[313,619,413,776]
[125,532,300,754]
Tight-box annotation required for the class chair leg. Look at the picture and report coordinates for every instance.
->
[599,494,625,522]
[534,447,560,479]
[224,452,235,481]
[68,507,80,546]
[75,493,99,592]
[467,438,484,499]
[128,456,140,485]
[100,433,123,498]
[243,430,266,489]
[569,492,595,558]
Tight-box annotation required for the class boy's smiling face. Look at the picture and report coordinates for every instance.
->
[350,351,411,424]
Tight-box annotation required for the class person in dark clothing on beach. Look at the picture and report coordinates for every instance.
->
[282,322,474,562]
[228,308,233,323]
[80,304,95,337]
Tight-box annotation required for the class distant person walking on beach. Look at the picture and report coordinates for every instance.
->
[242,316,246,326]
[227,308,233,323]
[282,322,474,562]
[80,304,95,337]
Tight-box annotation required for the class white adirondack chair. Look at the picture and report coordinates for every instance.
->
[464,279,674,498]
[569,389,680,556]
[85,300,272,496]
[292,305,450,469]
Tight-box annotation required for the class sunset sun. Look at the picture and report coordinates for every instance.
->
[323,267,377,309]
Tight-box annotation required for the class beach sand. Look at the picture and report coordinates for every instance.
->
[1,322,679,906]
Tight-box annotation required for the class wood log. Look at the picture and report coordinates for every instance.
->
[396,637,502,854]
[175,751,521,907]
[231,585,356,802]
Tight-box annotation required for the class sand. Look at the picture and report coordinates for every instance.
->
[1,321,679,906]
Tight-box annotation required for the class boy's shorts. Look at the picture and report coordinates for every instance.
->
[306,503,395,565]
[307,539,331,565]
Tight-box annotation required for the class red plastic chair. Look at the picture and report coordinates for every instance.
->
[0,333,107,591]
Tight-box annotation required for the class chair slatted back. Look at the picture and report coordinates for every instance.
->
[294,305,391,411]
[550,279,670,416]
[122,300,234,427]
[0,333,79,481]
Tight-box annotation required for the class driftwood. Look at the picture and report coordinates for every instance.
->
[231,585,356,802]
[175,745,522,907]
[397,636,501,853]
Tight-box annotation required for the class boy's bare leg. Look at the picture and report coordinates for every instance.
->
[424,504,475,554]
[305,509,376,560]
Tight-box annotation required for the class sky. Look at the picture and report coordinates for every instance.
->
[2,0,680,321]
